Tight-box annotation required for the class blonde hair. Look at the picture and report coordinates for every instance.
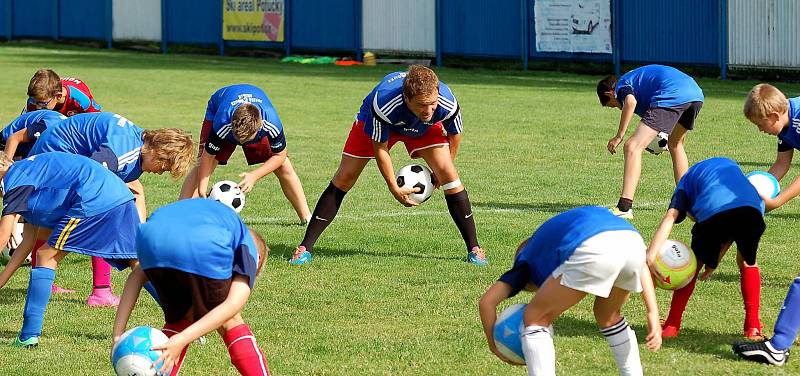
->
[142,128,194,179]
[0,154,13,174]
[248,227,269,275]
[231,103,262,142]
[403,65,439,99]
[744,83,789,121]
[27,69,62,100]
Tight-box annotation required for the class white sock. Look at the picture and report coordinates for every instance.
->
[521,325,556,376]
[601,318,643,376]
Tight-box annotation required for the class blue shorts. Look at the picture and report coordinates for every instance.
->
[48,200,138,270]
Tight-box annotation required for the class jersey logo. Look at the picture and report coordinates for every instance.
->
[207,142,221,152]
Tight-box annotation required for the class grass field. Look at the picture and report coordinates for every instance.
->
[1,42,800,375]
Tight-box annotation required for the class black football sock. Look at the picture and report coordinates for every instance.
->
[300,182,347,251]
[617,197,633,212]
[445,190,479,251]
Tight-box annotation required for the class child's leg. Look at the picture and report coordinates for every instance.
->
[87,256,119,307]
[221,314,271,376]
[737,252,763,335]
[667,124,690,184]
[273,157,311,223]
[771,276,800,350]
[662,272,698,336]
[162,319,193,376]
[521,275,588,376]
[594,287,642,376]
[19,245,67,342]
[618,123,657,210]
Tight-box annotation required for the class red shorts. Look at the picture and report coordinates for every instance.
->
[342,120,449,159]
[199,119,273,166]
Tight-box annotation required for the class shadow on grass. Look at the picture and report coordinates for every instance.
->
[0,330,19,340]
[0,288,26,306]
[270,243,462,263]
[472,201,582,214]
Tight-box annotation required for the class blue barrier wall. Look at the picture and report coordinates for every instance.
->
[618,0,721,65]
[165,0,219,46]
[291,0,358,51]
[439,0,521,58]
[59,0,108,40]
[11,0,55,38]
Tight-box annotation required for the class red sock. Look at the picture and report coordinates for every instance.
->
[740,265,762,330]
[663,276,698,329]
[223,324,270,376]
[91,257,112,289]
[162,319,192,376]
[31,240,46,265]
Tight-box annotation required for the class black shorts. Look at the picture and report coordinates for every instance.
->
[690,207,765,269]
[641,101,703,133]
[144,268,232,324]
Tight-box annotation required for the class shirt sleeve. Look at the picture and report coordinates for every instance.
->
[26,122,48,140]
[2,185,33,216]
[88,146,120,173]
[68,87,94,112]
[204,126,230,155]
[261,119,286,153]
[778,138,793,152]
[669,188,689,224]
[364,115,390,143]
[231,228,259,289]
[616,86,634,104]
[441,107,462,135]
[497,262,532,299]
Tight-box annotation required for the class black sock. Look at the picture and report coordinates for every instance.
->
[617,197,633,212]
[300,182,347,251]
[445,190,479,251]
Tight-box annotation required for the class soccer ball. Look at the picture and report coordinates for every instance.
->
[209,180,246,213]
[645,132,669,155]
[112,326,169,376]
[0,223,29,266]
[653,239,697,290]
[746,171,780,199]
[395,164,436,204]
[493,303,527,365]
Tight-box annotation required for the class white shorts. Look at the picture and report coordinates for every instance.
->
[551,230,645,298]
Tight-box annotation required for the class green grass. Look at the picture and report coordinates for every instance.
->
[1,42,800,375]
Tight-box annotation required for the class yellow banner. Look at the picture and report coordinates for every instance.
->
[223,0,285,42]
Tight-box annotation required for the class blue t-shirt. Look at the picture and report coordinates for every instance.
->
[203,84,286,155]
[615,65,704,117]
[498,206,638,296]
[0,110,66,157]
[29,112,144,183]
[357,71,462,142]
[776,97,800,152]
[1,152,134,228]
[136,199,260,288]
[669,157,764,224]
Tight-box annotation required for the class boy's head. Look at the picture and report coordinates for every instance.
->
[141,128,195,179]
[27,69,62,110]
[248,227,269,275]
[403,65,439,122]
[743,84,790,135]
[231,103,262,143]
[596,75,621,108]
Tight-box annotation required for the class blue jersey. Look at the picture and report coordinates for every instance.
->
[29,112,144,183]
[498,206,637,295]
[137,199,260,288]
[777,97,800,152]
[1,152,134,229]
[204,84,286,154]
[615,65,704,117]
[357,71,462,143]
[0,110,66,157]
[669,157,764,224]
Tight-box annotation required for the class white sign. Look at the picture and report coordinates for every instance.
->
[534,0,612,54]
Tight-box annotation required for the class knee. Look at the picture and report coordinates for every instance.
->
[623,139,644,156]
[524,308,558,327]
[594,308,623,328]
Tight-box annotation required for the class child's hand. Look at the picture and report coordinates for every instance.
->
[646,255,666,283]
[489,342,517,365]
[151,337,186,375]
[391,185,421,207]
[238,172,257,194]
[607,136,623,154]
[645,327,662,351]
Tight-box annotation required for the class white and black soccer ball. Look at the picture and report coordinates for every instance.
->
[395,164,436,204]
[209,180,246,213]
[645,132,669,155]
[0,223,29,265]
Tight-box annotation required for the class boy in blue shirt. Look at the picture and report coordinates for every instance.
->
[729,84,800,365]
[646,157,766,341]
[480,206,660,375]
[597,64,704,219]
[1,110,66,159]
[291,65,486,266]
[179,84,310,225]
[0,152,156,348]
[113,199,271,375]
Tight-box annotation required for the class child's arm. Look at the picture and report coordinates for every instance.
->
[638,266,661,351]
[607,95,637,154]
[3,128,30,160]
[372,141,420,207]
[447,133,462,162]
[479,281,516,364]
[152,274,252,374]
[111,265,148,358]
[768,150,793,181]
[238,150,287,194]
[126,180,146,223]
[0,215,26,289]
[646,208,679,282]
[196,151,219,198]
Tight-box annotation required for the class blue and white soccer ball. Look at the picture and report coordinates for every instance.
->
[395,164,435,204]
[209,180,246,213]
[746,170,780,199]
[493,303,527,365]
[645,132,669,155]
[112,326,169,376]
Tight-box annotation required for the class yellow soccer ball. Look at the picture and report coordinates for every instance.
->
[654,239,697,290]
